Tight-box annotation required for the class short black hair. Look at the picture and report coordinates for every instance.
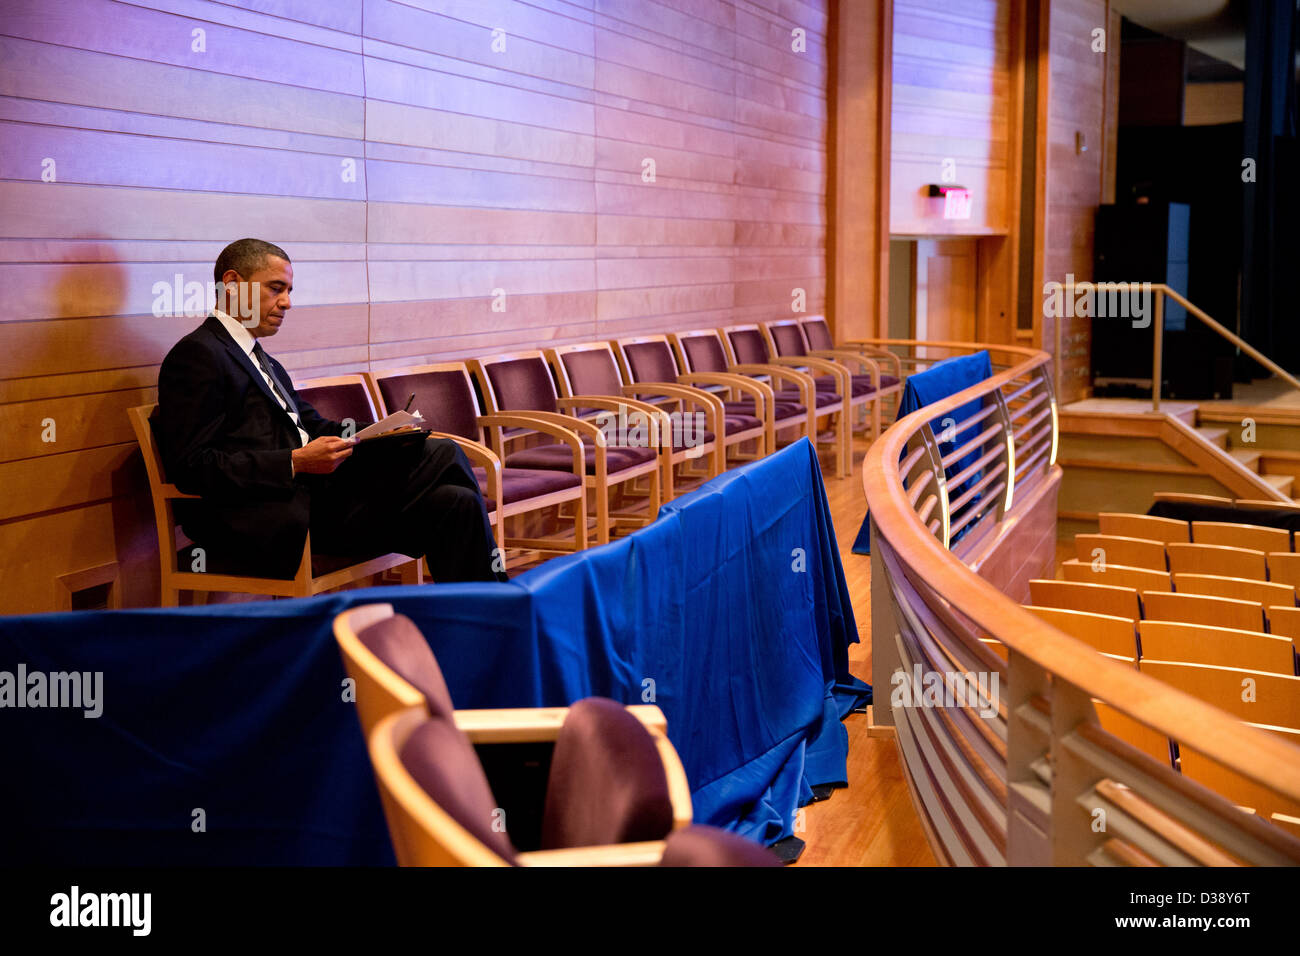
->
[213,238,290,283]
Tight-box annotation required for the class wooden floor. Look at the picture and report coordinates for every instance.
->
[791,433,938,867]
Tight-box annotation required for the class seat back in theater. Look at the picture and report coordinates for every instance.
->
[470,351,561,416]
[763,319,811,359]
[548,342,626,398]
[369,363,484,442]
[1099,512,1190,543]
[612,334,683,385]
[798,316,834,351]
[1027,579,1141,621]
[670,328,733,375]
[720,324,773,365]
[295,374,379,427]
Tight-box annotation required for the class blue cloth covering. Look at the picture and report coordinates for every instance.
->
[0,438,869,865]
[852,350,994,554]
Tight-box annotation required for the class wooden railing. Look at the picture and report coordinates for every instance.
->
[862,340,1300,865]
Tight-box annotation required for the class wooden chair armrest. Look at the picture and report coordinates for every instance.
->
[453,703,668,743]
[429,432,501,514]
[622,383,724,435]
[729,363,817,405]
[160,483,202,500]
[516,841,667,867]
[834,342,904,379]
[556,394,672,424]
[475,412,587,475]
[766,354,851,391]
[808,349,883,383]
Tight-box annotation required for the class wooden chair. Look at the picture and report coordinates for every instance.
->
[128,405,420,606]
[1098,512,1190,543]
[1138,620,1296,676]
[1138,659,1300,730]
[470,350,666,546]
[295,373,381,429]
[1267,552,1300,590]
[1060,559,1172,592]
[669,327,819,457]
[1173,573,1295,608]
[796,315,906,424]
[1140,590,1265,632]
[1094,700,1173,768]
[368,362,588,559]
[611,333,774,463]
[1074,533,1168,571]
[1179,746,1300,822]
[1027,579,1140,621]
[1191,520,1291,554]
[763,317,900,442]
[546,342,724,498]
[1024,605,1139,659]
[1167,542,1268,581]
[721,322,851,477]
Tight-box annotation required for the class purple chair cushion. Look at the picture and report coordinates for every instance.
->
[621,341,680,382]
[485,357,559,414]
[767,324,808,357]
[724,414,762,435]
[471,466,583,507]
[399,717,517,864]
[296,382,372,427]
[505,442,655,474]
[540,697,674,849]
[376,371,479,440]
[660,825,781,867]
[357,614,455,719]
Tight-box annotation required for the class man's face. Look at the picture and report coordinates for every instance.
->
[223,256,293,337]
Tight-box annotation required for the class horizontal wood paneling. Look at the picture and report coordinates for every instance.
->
[0,0,828,611]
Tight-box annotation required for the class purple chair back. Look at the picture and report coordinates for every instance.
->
[767,323,809,357]
[725,327,770,364]
[660,825,781,867]
[483,356,559,414]
[801,318,834,350]
[621,340,680,383]
[399,716,517,864]
[540,698,674,849]
[559,348,624,395]
[376,370,480,441]
[358,614,455,719]
[678,333,730,374]
[297,381,373,426]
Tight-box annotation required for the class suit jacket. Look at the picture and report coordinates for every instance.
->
[156,314,342,578]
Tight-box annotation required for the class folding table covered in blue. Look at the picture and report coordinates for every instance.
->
[0,438,869,865]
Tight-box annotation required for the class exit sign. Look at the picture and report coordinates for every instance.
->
[943,188,972,220]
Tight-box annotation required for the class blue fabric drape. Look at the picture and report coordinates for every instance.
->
[852,350,994,554]
[0,438,868,864]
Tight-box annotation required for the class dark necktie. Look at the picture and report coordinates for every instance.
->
[252,343,297,415]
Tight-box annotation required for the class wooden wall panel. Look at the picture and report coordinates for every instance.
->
[0,0,829,612]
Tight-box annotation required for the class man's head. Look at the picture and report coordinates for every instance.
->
[213,238,293,338]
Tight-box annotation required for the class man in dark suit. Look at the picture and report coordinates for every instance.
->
[156,238,504,582]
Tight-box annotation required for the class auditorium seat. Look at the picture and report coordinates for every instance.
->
[1024,605,1139,660]
[796,315,906,414]
[1179,747,1300,823]
[1191,520,1292,554]
[1153,492,1233,508]
[546,341,724,497]
[295,373,380,428]
[1093,700,1173,767]
[762,317,898,441]
[1167,542,1268,580]
[1173,573,1295,608]
[334,603,449,737]
[1137,620,1296,676]
[1028,579,1141,620]
[1073,533,1168,571]
[1099,512,1190,543]
[722,322,851,477]
[128,405,420,605]
[611,333,774,463]
[1060,559,1172,592]
[669,327,819,458]
[470,350,667,545]
[369,362,588,558]
[1140,591,1266,632]
[1137,659,1300,729]
[1266,552,1300,589]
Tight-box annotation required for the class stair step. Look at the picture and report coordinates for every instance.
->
[1229,448,1261,472]
[1195,426,1229,449]
[1263,473,1295,497]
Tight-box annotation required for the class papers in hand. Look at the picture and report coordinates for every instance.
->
[353,410,426,442]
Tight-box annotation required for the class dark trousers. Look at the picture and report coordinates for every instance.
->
[306,437,504,583]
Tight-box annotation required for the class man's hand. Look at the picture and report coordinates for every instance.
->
[291,436,355,475]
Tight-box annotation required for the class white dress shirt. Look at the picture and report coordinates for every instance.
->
[213,310,311,449]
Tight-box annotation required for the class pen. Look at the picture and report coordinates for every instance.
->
[403,393,415,412]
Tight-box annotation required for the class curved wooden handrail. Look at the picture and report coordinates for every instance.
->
[863,341,1300,865]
